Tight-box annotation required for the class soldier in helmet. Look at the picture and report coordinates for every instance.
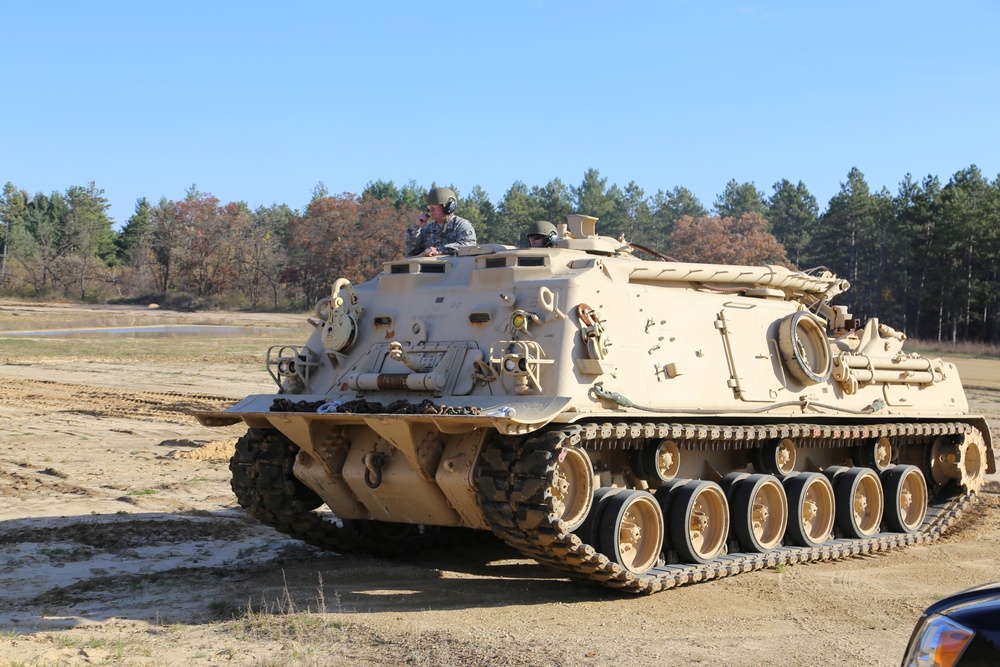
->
[525,220,558,248]
[405,187,477,257]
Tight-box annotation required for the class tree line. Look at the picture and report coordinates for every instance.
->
[1,165,998,343]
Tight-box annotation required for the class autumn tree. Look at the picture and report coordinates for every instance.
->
[285,193,408,306]
[356,194,410,270]
[669,213,789,265]
[166,188,239,299]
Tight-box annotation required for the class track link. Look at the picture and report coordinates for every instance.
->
[477,421,981,594]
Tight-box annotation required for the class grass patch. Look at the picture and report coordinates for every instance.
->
[45,632,147,661]
[127,488,158,496]
[907,338,1000,359]
[0,335,291,363]
[224,572,346,659]
[183,476,213,484]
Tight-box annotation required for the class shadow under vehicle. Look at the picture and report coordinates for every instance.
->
[194,214,995,594]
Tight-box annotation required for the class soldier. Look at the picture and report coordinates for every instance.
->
[524,220,558,248]
[405,187,477,257]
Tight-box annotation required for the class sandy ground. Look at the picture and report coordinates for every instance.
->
[0,301,998,667]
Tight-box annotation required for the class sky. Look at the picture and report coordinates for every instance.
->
[2,1,999,228]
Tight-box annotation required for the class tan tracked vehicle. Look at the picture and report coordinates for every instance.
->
[195,214,995,593]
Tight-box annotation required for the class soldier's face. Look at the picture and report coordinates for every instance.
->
[428,203,447,222]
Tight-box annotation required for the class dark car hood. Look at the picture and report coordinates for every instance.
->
[925,582,1000,624]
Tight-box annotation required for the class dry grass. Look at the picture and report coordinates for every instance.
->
[220,573,349,667]
[0,334,300,364]
[906,337,1000,359]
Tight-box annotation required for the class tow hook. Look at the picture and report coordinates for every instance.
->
[363,452,385,489]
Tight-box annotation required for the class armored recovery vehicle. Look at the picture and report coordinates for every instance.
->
[195,214,995,594]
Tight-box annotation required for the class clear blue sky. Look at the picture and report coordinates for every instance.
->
[3,1,998,227]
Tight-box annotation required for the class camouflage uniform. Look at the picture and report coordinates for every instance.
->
[405,215,477,256]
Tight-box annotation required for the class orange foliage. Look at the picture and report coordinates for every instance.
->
[669,213,790,266]
[284,194,410,303]
[178,196,246,297]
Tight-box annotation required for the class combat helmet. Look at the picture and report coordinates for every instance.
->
[426,187,458,214]
[525,220,557,247]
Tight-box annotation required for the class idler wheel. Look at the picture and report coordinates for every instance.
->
[959,432,989,493]
[929,432,989,493]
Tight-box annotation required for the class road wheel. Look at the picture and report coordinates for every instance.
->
[597,489,664,574]
[783,472,835,547]
[668,480,729,564]
[573,486,623,549]
[550,446,594,532]
[881,465,927,533]
[731,474,788,552]
[834,467,884,538]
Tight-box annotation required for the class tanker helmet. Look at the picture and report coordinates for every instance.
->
[426,187,458,215]
[526,220,557,247]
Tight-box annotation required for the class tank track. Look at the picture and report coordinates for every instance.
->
[230,428,463,558]
[477,421,982,594]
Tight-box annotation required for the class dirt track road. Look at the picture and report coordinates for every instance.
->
[0,303,998,666]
